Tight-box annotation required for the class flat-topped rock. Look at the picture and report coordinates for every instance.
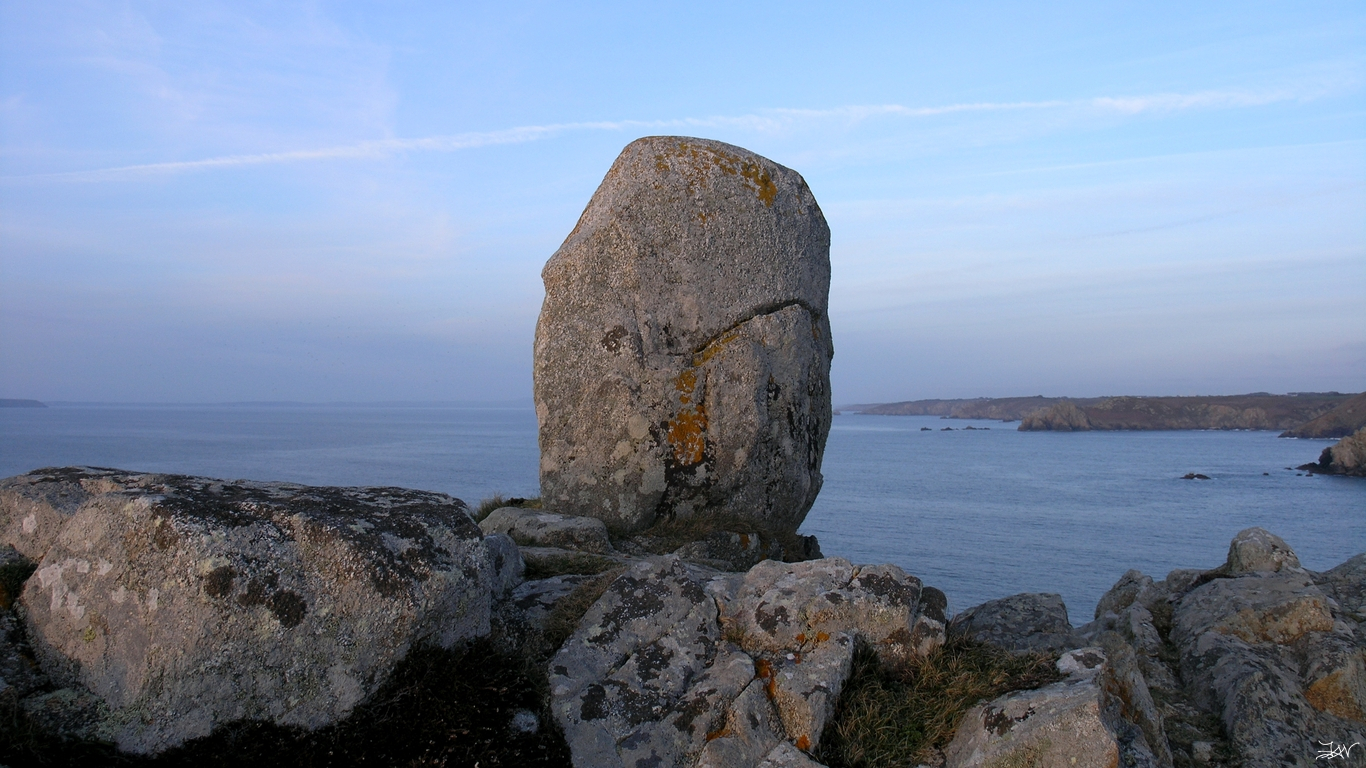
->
[1,467,515,754]
[534,136,833,534]
[480,506,612,554]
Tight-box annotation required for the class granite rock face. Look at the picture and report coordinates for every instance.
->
[1017,400,1092,432]
[534,136,833,534]
[948,592,1082,653]
[1,467,512,754]
[480,506,613,554]
[944,645,1168,768]
[550,556,943,768]
[1083,527,1366,767]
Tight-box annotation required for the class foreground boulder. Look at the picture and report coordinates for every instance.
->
[1,467,515,754]
[1084,527,1366,766]
[534,136,833,534]
[549,556,945,767]
[944,644,1169,768]
[947,592,1082,653]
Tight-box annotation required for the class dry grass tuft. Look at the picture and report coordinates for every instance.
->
[817,638,1062,768]
[522,552,620,581]
[474,494,542,522]
[540,568,625,652]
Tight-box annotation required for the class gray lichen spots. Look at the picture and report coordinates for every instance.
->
[919,586,948,622]
[854,572,920,608]
[635,643,675,682]
[581,682,610,721]
[754,603,790,634]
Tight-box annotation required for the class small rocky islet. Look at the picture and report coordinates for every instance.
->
[2,138,1362,767]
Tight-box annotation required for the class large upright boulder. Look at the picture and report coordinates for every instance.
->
[534,136,833,533]
[1,467,513,754]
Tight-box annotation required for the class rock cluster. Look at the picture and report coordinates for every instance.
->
[0,467,518,754]
[549,555,947,768]
[534,136,833,535]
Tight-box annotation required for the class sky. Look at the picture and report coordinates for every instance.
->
[1,1,1362,404]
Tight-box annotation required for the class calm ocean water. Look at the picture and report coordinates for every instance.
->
[2,405,1361,622]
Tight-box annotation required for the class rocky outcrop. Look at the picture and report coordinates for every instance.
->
[534,136,833,535]
[943,644,1170,768]
[0,467,517,754]
[1299,426,1366,477]
[549,555,945,768]
[1281,392,1366,438]
[480,506,613,554]
[1018,400,1092,431]
[1081,527,1366,767]
[947,592,1082,653]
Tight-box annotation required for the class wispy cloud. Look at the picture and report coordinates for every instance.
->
[3,85,1336,182]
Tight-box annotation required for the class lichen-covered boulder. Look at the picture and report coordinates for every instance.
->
[534,136,833,534]
[944,646,1168,768]
[948,593,1082,653]
[550,556,946,767]
[479,506,612,554]
[3,467,510,754]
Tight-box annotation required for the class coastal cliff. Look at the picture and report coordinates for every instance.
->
[1280,391,1366,438]
[1015,392,1353,431]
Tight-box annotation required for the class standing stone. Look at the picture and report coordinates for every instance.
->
[534,136,832,533]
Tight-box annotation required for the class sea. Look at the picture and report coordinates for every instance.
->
[2,404,1361,623]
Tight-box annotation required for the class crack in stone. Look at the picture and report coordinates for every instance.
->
[686,299,824,360]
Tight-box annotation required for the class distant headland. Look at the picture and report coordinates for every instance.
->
[0,399,46,408]
[842,392,1364,434]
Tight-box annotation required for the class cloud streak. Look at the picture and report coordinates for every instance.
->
[4,85,1335,182]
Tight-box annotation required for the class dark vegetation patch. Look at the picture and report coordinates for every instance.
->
[539,569,624,653]
[523,551,620,581]
[1,639,572,768]
[817,638,1062,768]
[0,556,37,610]
[622,509,812,562]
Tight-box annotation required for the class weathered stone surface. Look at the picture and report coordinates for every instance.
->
[758,741,828,768]
[1169,534,1366,766]
[943,648,1123,768]
[552,555,946,767]
[549,556,751,768]
[534,136,833,534]
[6,467,501,754]
[483,532,525,598]
[1315,553,1366,623]
[1224,526,1301,575]
[480,506,612,554]
[0,467,106,561]
[948,593,1081,653]
[674,530,780,572]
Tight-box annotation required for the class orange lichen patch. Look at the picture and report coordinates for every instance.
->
[796,734,811,751]
[739,533,750,548]
[1306,671,1366,722]
[675,369,698,397]
[651,142,778,207]
[705,726,732,742]
[667,404,707,465]
[693,331,739,367]
[815,631,830,643]
[793,652,803,664]
[740,162,777,206]
[795,633,807,644]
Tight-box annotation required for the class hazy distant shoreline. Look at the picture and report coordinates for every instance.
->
[840,392,1363,435]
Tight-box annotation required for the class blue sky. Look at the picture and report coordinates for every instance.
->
[1,2,1362,403]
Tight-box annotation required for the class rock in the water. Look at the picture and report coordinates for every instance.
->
[2,467,507,754]
[1300,426,1366,477]
[480,506,613,554]
[948,593,1081,653]
[534,136,833,534]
